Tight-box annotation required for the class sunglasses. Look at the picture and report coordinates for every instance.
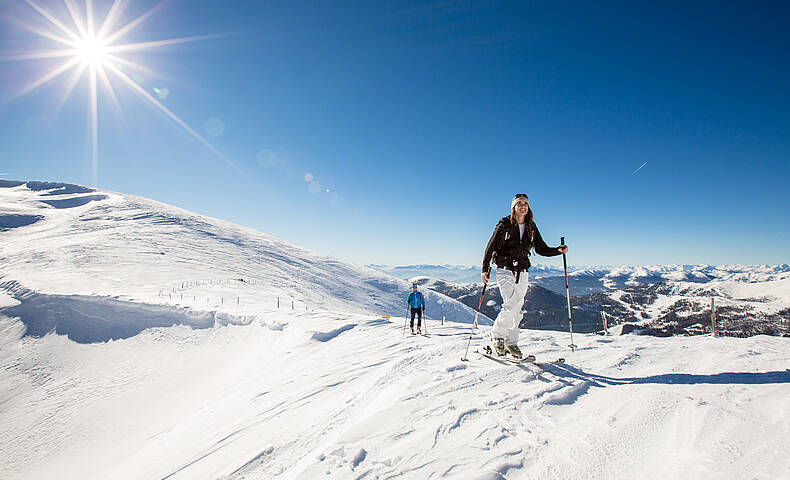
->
[513,193,529,201]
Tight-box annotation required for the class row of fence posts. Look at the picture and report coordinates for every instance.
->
[157,286,308,311]
[275,297,306,311]
[158,290,241,305]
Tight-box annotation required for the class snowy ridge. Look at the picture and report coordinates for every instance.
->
[601,264,790,288]
[0,181,477,326]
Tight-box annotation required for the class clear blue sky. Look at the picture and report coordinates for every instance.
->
[1,0,788,267]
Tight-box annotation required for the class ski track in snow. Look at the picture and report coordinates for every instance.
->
[2,183,790,479]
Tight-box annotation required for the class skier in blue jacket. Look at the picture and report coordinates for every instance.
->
[407,284,426,334]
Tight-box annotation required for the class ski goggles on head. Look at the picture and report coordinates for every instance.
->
[511,193,529,208]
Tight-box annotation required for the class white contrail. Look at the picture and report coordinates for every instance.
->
[632,162,648,174]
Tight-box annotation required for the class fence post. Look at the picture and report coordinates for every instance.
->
[711,297,716,336]
[442,316,445,325]
[277,297,279,309]
[601,311,608,335]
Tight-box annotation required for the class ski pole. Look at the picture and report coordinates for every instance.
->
[422,293,427,335]
[403,306,409,337]
[561,236,577,352]
[461,281,488,361]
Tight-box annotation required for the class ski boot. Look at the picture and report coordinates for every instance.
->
[416,327,422,335]
[410,326,415,335]
[492,337,507,356]
[505,344,523,359]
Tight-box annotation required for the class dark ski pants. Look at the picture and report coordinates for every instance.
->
[410,307,422,328]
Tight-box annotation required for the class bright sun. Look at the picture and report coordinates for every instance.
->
[4,0,234,186]
[75,35,108,65]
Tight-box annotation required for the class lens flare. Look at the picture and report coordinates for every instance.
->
[2,0,235,186]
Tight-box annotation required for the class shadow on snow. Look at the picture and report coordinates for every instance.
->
[542,363,790,386]
[0,286,256,344]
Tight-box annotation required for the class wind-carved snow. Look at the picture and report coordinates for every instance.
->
[0,214,44,230]
[40,194,109,209]
[310,323,356,342]
[1,181,790,479]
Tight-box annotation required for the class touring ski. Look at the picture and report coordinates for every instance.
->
[475,349,564,366]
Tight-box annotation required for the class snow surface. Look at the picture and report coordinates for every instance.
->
[2,182,790,479]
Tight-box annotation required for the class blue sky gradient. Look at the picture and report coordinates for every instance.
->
[1,0,788,267]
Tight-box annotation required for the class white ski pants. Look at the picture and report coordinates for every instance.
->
[491,268,529,346]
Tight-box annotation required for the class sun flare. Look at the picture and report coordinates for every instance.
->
[2,0,234,186]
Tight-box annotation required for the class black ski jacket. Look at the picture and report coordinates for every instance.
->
[482,216,561,274]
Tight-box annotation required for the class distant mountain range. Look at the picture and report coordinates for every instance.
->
[367,263,570,286]
[373,264,790,337]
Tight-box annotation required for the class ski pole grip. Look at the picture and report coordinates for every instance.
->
[561,236,565,246]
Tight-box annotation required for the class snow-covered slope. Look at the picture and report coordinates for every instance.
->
[2,181,790,479]
[0,181,477,333]
[3,306,790,480]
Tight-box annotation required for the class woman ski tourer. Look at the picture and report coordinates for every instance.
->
[481,193,568,358]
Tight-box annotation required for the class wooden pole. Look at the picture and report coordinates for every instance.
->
[711,297,716,336]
